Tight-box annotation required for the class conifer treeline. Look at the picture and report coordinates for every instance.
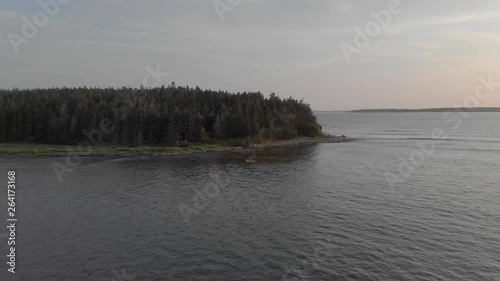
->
[0,85,323,146]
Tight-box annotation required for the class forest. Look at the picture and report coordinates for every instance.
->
[0,84,323,146]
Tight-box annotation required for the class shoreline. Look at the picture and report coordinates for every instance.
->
[0,136,356,158]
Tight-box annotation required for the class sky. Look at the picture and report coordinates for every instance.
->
[1,0,500,110]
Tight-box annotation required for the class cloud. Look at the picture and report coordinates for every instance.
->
[1,0,499,109]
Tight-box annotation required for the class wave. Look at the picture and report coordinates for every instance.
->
[383,129,422,132]
[407,137,500,144]
[365,136,500,144]
[365,132,422,136]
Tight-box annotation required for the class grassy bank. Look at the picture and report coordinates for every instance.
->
[0,136,352,157]
[0,143,223,155]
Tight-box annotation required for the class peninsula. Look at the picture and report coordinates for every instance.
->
[0,85,351,156]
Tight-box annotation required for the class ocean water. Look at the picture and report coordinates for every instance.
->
[1,112,499,280]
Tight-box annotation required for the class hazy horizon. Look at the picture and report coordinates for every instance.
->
[2,3,500,280]
[1,0,500,110]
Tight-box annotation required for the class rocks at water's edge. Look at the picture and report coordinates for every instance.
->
[0,136,356,158]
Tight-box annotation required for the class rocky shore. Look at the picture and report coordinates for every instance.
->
[1,136,356,158]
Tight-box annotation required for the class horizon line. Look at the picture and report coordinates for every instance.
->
[314,107,500,112]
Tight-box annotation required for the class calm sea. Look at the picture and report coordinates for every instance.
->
[1,112,499,281]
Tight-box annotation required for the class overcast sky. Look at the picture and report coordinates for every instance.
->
[1,0,499,110]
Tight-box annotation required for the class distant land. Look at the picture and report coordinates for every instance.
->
[350,107,500,113]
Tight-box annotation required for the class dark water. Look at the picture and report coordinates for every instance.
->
[1,112,499,280]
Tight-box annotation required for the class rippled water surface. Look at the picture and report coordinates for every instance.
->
[1,112,500,280]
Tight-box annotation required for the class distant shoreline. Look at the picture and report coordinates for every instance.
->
[350,107,500,113]
[0,136,355,158]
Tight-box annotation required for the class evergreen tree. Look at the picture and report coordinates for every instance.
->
[0,86,323,145]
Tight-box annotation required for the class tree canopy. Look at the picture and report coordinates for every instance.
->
[0,85,323,146]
